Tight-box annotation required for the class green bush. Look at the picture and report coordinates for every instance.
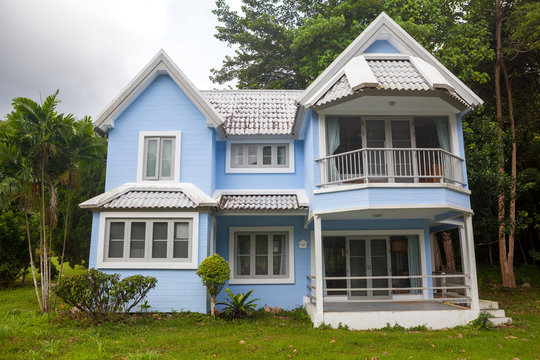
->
[196,254,230,316]
[0,210,34,287]
[218,288,259,319]
[54,268,157,321]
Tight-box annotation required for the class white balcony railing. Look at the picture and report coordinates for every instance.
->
[316,148,465,187]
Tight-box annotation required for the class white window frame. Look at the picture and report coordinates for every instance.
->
[229,226,295,284]
[225,140,295,173]
[137,131,181,182]
[97,211,199,269]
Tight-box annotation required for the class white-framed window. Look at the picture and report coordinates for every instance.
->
[229,226,295,284]
[225,141,295,173]
[137,131,181,182]
[97,212,199,269]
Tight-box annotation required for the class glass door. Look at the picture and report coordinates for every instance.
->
[347,238,391,299]
[323,237,347,296]
[390,120,415,183]
[347,239,367,297]
[369,239,391,297]
[365,120,388,181]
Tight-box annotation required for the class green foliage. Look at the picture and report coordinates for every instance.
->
[469,312,494,330]
[218,288,259,319]
[197,254,230,315]
[54,269,157,322]
[0,210,33,287]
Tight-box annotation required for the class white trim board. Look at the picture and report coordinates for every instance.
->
[137,131,182,183]
[228,226,295,284]
[225,140,295,173]
[96,211,200,269]
[313,182,471,195]
[94,49,223,131]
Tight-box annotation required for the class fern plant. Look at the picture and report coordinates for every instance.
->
[218,288,259,319]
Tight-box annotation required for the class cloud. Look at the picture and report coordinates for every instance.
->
[0,0,235,119]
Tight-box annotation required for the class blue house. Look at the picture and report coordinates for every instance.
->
[81,13,483,329]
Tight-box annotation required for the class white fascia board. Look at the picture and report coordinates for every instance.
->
[94,49,224,131]
[343,56,379,91]
[409,56,454,91]
[79,182,218,209]
[297,12,483,108]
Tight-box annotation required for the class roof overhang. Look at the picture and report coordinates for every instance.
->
[94,50,224,132]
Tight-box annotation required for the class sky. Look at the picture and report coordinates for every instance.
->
[0,0,241,119]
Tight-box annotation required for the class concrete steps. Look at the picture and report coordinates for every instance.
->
[479,300,512,326]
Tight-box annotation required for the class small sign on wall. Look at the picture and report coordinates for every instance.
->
[298,239,308,249]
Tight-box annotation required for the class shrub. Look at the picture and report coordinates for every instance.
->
[0,210,33,287]
[218,288,258,319]
[54,268,157,321]
[196,254,230,316]
[469,312,494,330]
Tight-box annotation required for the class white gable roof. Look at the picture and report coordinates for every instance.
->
[94,50,224,131]
[298,12,483,108]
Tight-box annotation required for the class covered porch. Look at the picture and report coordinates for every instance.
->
[305,206,480,330]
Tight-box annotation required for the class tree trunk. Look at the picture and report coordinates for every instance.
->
[501,61,517,287]
[442,232,456,272]
[432,233,445,272]
[494,0,511,288]
[210,295,216,316]
[53,182,72,309]
[25,210,43,312]
[41,165,50,312]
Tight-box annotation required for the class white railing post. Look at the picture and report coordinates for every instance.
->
[464,214,480,314]
[313,215,324,325]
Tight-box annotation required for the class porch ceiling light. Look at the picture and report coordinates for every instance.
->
[372,213,383,218]
[387,101,396,106]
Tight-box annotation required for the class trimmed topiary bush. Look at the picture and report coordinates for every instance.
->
[54,268,157,322]
[196,254,230,316]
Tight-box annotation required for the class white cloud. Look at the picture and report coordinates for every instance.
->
[0,0,236,119]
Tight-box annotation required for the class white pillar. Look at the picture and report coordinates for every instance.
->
[464,214,480,314]
[458,225,471,302]
[313,215,324,325]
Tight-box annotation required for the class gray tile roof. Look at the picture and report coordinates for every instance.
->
[316,59,432,107]
[218,194,307,211]
[101,190,197,209]
[201,90,303,136]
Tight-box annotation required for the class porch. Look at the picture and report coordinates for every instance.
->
[305,209,480,330]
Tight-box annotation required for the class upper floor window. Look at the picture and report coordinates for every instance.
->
[137,131,181,182]
[144,137,175,180]
[226,141,295,173]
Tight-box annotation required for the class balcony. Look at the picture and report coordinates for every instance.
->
[316,148,465,187]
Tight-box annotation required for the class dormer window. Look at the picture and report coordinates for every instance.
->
[226,141,295,173]
[137,131,181,182]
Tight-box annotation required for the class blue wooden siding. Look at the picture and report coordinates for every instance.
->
[214,140,305,189]
[456,112,469,189]
[105,74,215,194]
[215,215,311,309]
[363,40,400,54]
[87,212,209,312]
[302,110,320,204]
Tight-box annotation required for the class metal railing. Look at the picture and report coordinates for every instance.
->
[306,273,471,306]
[316,148,465,187]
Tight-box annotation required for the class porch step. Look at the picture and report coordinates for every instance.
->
[490,317,512,326]
[479,300,512,326]
[481,309,506,318]
[479,299,499,310]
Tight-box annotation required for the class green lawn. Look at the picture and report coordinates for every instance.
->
[1,268,539,359]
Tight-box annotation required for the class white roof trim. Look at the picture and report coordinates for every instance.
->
[94,50,224,131]
[80,182,218,209]
[343,56,379,91]
[298,12,482,108]
[408,57,453,91]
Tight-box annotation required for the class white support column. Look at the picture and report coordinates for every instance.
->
[458,225,471,301]
[464,214,480,314]
[313,215,324,326]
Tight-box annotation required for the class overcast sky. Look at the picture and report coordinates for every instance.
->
[0,0,241,119]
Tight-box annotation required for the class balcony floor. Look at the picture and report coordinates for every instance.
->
[323,301,467,312]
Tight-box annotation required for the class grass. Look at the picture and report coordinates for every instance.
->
[1,266,539,359]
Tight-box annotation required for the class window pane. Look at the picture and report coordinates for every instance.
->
[256,255,268,275]
[255,235,268,255]
[173,240,189,258]
[145,139,158,177]
[109,240,124,258]
[237,255,250,275]
[130,222,145,258]
[174,222,189,239]
[152,222,168,258]
[248,145,258,165]
[366,120,386,148]
[391,121,411,148]
[231,144,243,167]
[110,222,125,240]
[262,146,272,165]
[273,234,286,275]
[273,235,285,254]
[273,255,285,275]
[277,146,287,165]
[161,139,173,178]
[237,235,250,255]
